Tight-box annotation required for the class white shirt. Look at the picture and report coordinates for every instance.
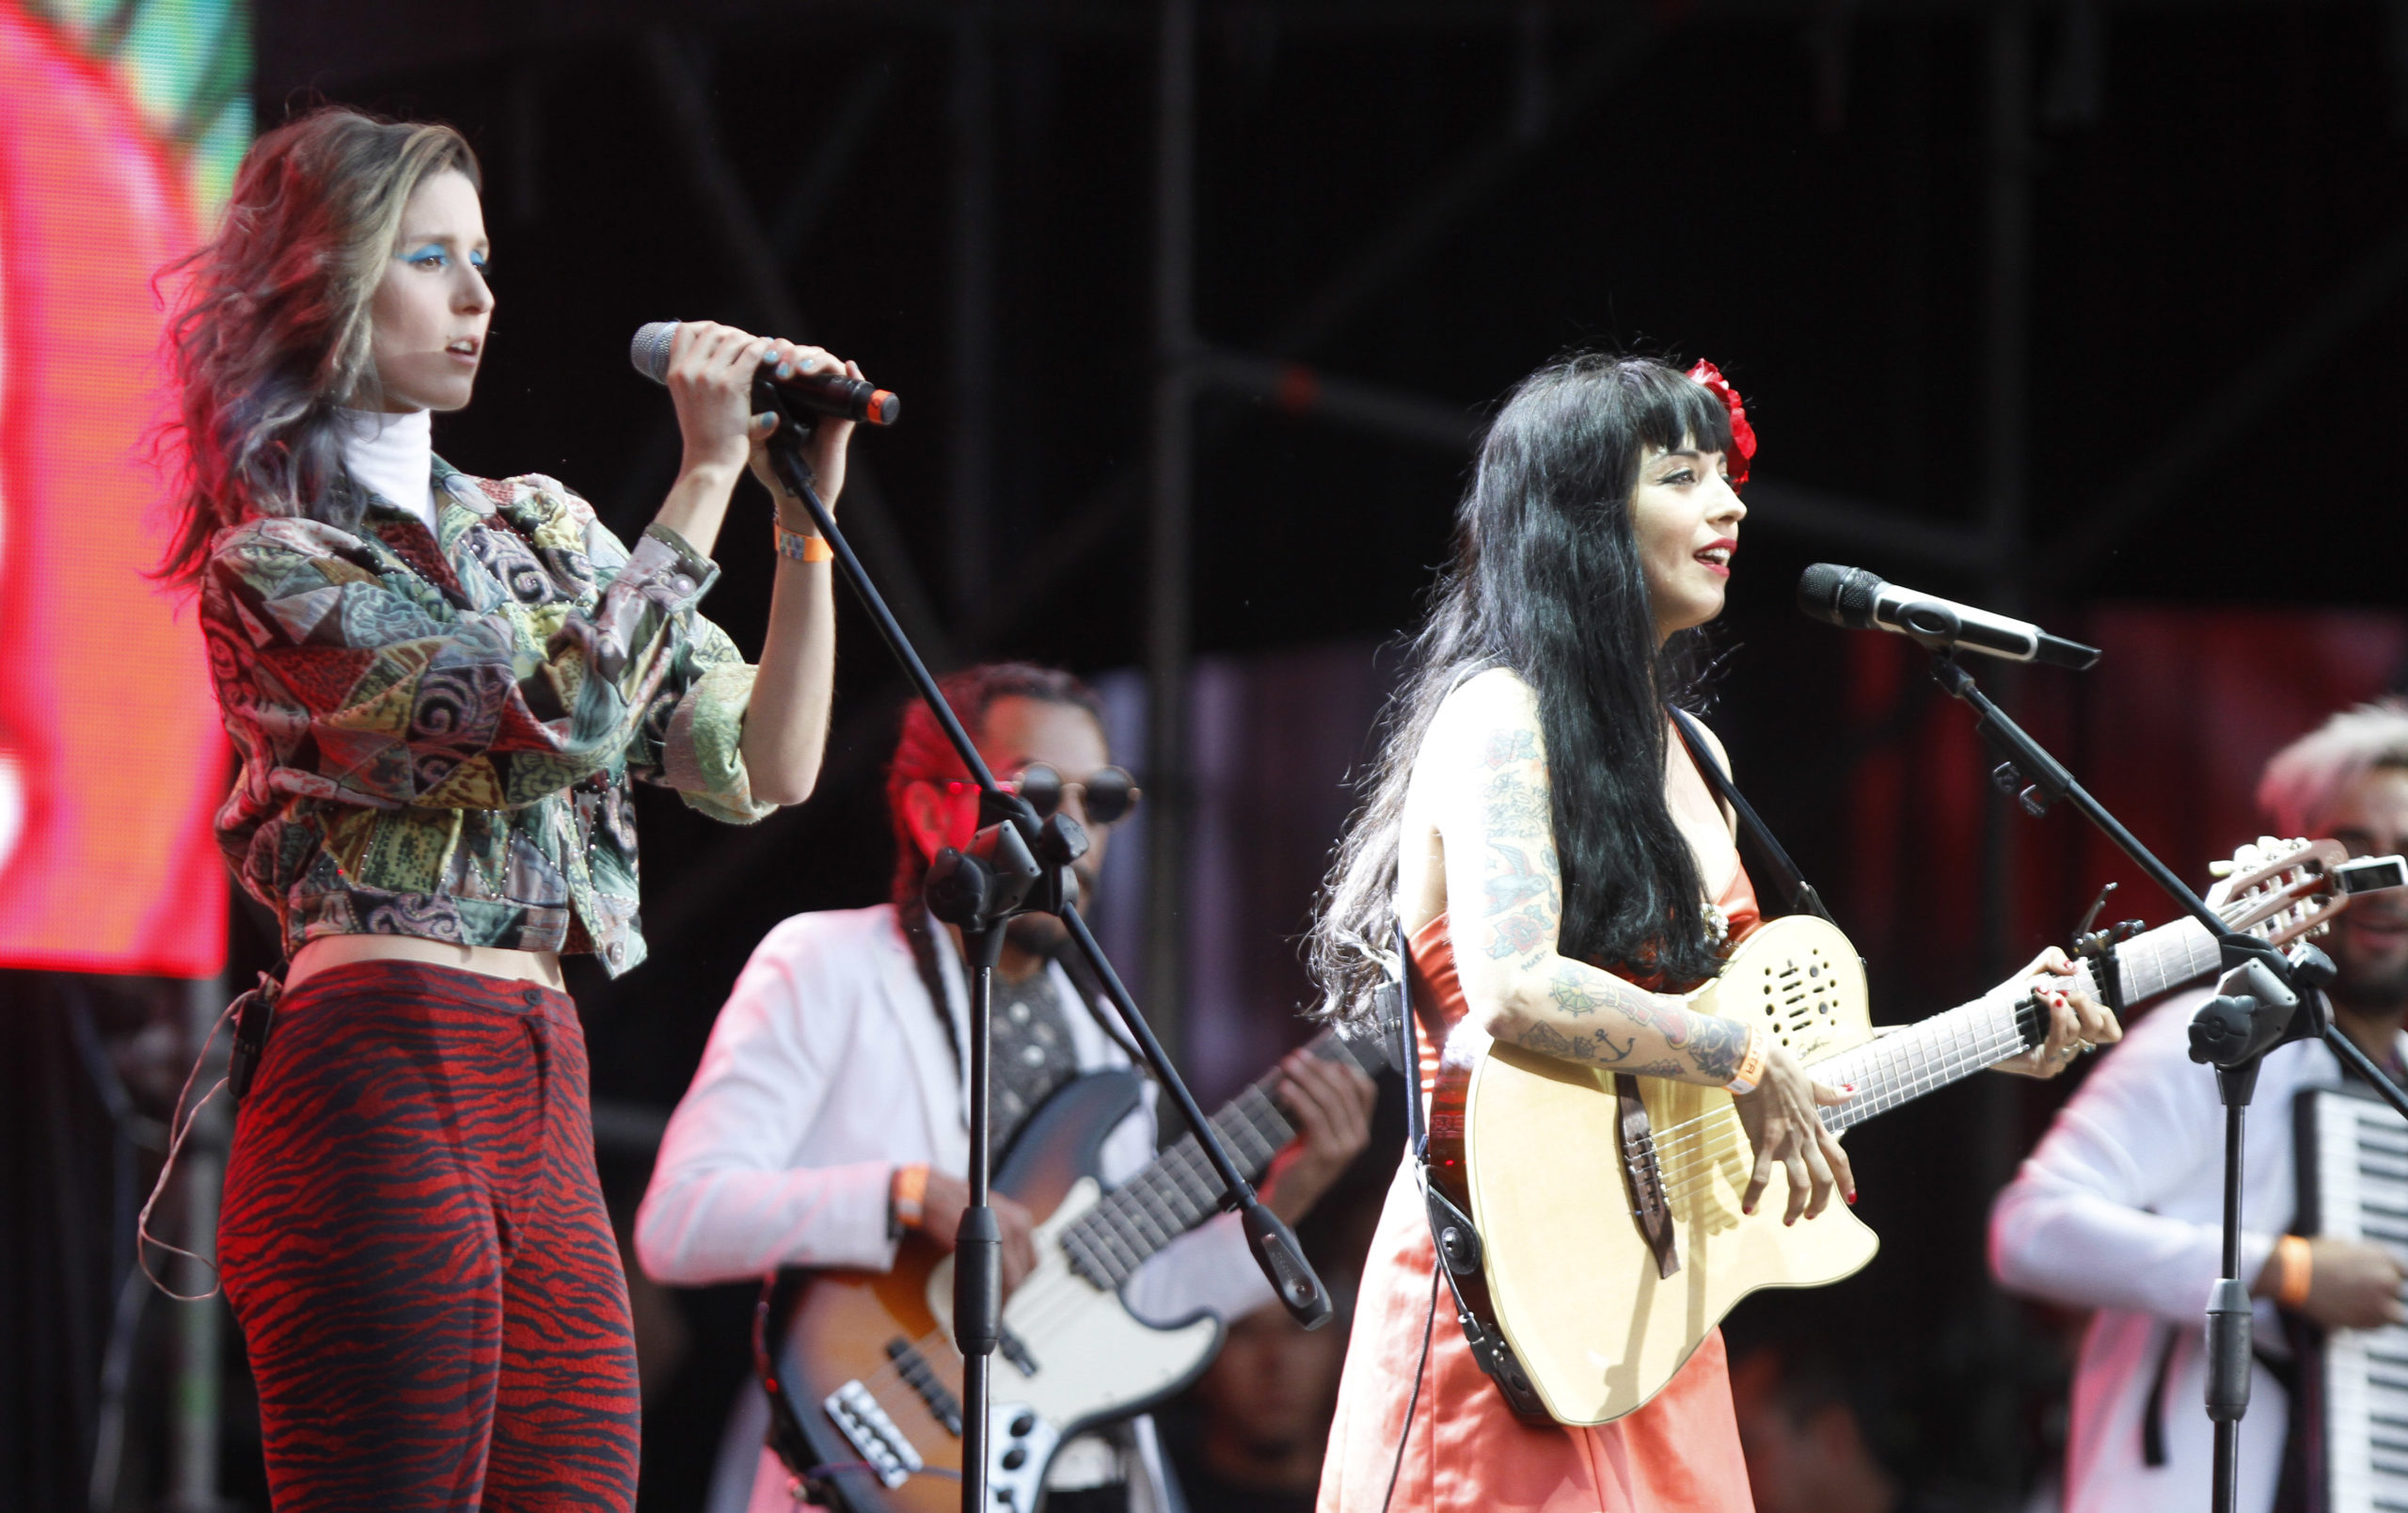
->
[637,903,1272,1513]
[333,406,437,532]
[1990,987,2404,1513]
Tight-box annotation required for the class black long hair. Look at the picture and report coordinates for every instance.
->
[1307,353,1736,1023]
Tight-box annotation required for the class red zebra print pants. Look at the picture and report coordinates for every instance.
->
[219,960,641,1511]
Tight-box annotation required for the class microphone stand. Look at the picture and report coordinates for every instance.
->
[1901,617,2408,1513]
[752,382,1332,1513]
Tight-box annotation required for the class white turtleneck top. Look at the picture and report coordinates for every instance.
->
[334,406,438,533]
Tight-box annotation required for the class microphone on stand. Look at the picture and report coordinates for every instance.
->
[1797,563,2099,670]
[628,321,900,425]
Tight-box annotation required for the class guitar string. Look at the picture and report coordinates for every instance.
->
[821,889,2286,1438]
[1635,903,2237,1160]
[1655,1027,2033,1204]
[833,890,2279,1439]
[863,1046,1378,1389]
[1653,1027,2028,1201]
[834,1070,1325,1425]
[840,907,2246,1431]
[1637,895,2255,1157]
[1638,998,2024,1160]
[1643,1001,2033,1178]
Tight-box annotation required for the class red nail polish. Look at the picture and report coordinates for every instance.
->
[1846,1191,1858,1205]
[1742,1204,1755,1216]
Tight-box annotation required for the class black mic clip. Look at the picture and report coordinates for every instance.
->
[923,788,1092,932]
[1975,709,2070,820]
[2186,939,2336,1076]
[924,818,1040,933]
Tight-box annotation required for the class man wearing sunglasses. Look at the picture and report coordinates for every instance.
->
[638,661,1376,1513]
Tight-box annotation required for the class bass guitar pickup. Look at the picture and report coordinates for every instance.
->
[884,1337,963,1435]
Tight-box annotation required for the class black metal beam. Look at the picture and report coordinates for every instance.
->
[637,29,956,667]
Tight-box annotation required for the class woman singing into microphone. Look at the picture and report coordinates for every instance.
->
[161,107,849,1509]
[1305,354,2115,1511]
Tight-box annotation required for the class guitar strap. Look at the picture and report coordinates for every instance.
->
[1372,713,1823,1428]
[1390,923,1553,1425]
[1669,706,1837,926]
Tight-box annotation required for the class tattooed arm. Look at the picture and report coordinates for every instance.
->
[1430,670,1749,1085]
[1419,670,1854,1220]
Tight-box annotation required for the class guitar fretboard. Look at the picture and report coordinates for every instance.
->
[1807,911,2227,1133]
[2082,914,2223,1008]
[1058,1028,1387,1291]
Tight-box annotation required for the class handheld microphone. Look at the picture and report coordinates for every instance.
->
[1797,563,2100,670]
[628,321,899,425]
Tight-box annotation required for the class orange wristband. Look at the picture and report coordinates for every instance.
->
[774,523,834,563]
[889,1161,929,1237]
[1724,1024,1769,1096]
[2273,1234,2313,1310]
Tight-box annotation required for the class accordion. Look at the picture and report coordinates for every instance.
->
[2295,1085,2408,1513]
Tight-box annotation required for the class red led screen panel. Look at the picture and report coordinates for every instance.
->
[0,5,230,978]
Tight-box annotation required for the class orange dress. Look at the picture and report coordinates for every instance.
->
[1316,868,1764,1513]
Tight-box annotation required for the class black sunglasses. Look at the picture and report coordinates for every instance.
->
[945,764,1142,825]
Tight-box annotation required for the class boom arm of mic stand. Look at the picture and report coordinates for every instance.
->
[754,394,1332,1330]
[1923,652,2253,957]
[1907,645,2399,1513]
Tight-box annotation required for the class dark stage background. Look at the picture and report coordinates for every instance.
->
[10,1,2408,1509]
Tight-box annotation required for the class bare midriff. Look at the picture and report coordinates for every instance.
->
[286,933,566,993]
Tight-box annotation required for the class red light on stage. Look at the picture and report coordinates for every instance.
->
[0,5,230,979]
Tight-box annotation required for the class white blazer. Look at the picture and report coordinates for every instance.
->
[1989,986,2405,1513]
[637,902,1271,1513]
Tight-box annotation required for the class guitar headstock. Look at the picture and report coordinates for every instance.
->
[2205,836,2353,948]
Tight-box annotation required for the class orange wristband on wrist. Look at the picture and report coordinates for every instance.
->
[2273,1234,2314,1310]
[889,1161,929,1238]
[1724,1024,1769,1096]
[774,522,834,563]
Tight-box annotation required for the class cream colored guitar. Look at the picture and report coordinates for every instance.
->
[1430,837,2390,1426]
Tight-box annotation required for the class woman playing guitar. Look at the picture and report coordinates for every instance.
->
[1305,354,2118,1511]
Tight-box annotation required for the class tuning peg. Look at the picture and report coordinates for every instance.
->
[2209,861,2237,878]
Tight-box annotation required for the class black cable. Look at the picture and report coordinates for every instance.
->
[1381,1264,1444,1513]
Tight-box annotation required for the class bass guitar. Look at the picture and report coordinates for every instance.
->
[757,1023,1389,1513]
[1433,836,2400,1426]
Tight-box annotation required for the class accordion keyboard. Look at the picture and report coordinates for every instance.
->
[2302,1088,2408,1513]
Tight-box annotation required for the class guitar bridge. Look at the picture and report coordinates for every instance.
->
[1614,1075,1680,1280]
[884,1337,963,1436]
[823,1378,924,1489]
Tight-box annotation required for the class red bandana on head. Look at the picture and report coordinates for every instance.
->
[1684,359,1755,486]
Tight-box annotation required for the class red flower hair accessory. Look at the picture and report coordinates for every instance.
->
[1685,358,1755,486]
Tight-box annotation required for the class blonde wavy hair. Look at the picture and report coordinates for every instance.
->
[158,106,480,587]
[2258,696,2408,837]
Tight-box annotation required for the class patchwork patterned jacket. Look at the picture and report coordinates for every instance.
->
[201,460,775,978]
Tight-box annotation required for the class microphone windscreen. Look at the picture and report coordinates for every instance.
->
[1797,563,1884,630]
[630,321,679,384]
